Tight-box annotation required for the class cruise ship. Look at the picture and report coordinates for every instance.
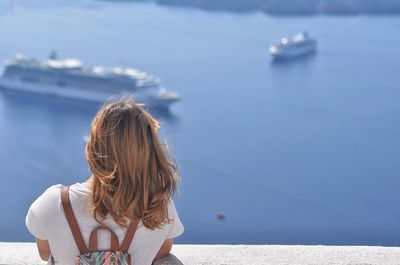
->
[269,32,317,60]
[0,52,180,108]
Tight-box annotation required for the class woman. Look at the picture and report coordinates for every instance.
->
[26,98,184,264]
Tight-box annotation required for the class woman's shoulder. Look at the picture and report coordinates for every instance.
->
[32,184,63,206]
[25,184,63,239]
[165,199,184,239]
[26,182,91,239]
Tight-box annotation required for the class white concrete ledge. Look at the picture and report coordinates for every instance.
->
[1,243,400,265]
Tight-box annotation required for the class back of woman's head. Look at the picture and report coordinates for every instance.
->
[85,97,178,229]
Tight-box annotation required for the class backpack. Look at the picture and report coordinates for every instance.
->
[54,185,139,265]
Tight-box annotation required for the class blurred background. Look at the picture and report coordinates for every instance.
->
[0,0,400,246]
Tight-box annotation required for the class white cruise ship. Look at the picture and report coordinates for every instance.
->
[269,32,317,60]
[0,53,180,108]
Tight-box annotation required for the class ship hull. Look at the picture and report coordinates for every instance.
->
[0,78,176,108]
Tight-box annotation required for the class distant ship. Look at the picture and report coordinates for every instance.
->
[0,52,180,108]
[269,32,317,60]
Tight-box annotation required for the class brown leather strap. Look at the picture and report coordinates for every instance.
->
[61,185,88,254]
[88,225,120,252]
[120,219,140,252]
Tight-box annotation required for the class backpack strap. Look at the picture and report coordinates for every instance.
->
[61,185,88,255]
[120,219,140,252]
[88,225,120,252]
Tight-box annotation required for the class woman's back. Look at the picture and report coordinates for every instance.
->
[26,98,184,264]
[26,183,183,265]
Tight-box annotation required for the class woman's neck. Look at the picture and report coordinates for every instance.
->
[83,176,94,190]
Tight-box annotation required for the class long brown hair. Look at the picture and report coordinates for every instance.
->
[85,97,178,229]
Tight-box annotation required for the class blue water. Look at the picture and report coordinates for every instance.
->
[1,1,400,245]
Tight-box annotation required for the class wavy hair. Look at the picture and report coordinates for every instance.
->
[85,97,178,229]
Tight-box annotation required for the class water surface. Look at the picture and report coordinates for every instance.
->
[0,1,400,245]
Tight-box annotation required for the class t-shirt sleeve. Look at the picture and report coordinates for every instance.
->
[26,185,61,240]
[166,199,184,239]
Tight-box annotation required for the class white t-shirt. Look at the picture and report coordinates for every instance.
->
[26,183,184,265]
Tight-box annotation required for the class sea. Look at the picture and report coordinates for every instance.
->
[0,0,400,246]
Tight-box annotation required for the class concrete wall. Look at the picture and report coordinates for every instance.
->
[1,243,400,264]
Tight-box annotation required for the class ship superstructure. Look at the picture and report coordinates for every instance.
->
[269,32,317,60]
